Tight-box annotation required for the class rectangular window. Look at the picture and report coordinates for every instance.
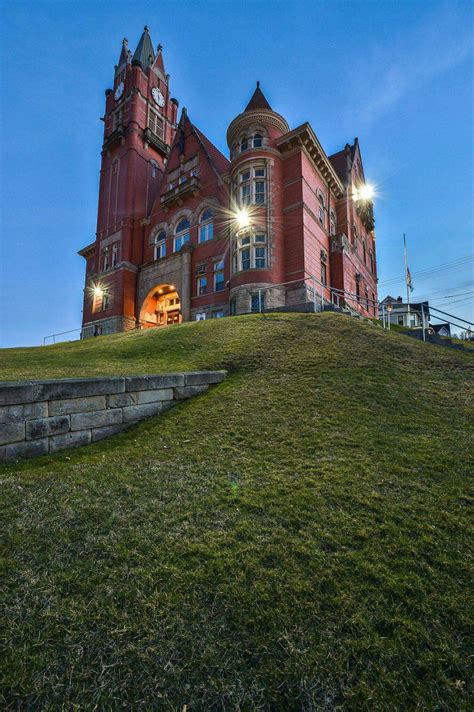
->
[254,168,265,178]
[398,315,404,325]
[191,168,199,177]
[169,181,175,190]
[214,260,225,291]
[255,246,266,268]
[102,292,109,310]
[241,248,251,271]
[199,223,213,243]
[103,250,109,271]
[154,240,166,260]
[321,262,327,286]
[174,234,190,252]
[251,292,265,313]
[112,109,123,132]
[241,184,251,206]
[112,243,119,267]
[197,276,207,296]
[179,175,187,184]
[255,180,266,204]
[149,109,164,138]
[213,311,225,319]
[230,299,237,316]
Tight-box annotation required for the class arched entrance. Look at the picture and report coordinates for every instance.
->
[139,284,182,328]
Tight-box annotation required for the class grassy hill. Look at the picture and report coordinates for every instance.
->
[1,313,473,710]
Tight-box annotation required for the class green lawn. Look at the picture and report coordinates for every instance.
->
[1,313,473,710]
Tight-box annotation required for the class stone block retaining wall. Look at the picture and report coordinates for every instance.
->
[0,371,226,461]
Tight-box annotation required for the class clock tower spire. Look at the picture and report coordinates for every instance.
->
[81,27,178,335]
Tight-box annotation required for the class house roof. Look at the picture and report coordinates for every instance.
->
[193,126,230,174]
[431,323,450,334]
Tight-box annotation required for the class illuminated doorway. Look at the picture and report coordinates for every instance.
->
[140,284,182,328]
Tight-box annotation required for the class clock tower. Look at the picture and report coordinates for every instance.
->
[82,27,178,334]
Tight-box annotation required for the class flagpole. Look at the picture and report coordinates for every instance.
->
[404,233,411,324]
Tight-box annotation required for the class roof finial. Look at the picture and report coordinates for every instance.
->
[122,37,128,46]
[144,25,150,32]
[157,43,163,51]
[257,80,260,88]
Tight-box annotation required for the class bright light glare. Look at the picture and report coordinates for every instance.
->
[93,286,103,297]
[235,209,251,229]
[356,184,375,202]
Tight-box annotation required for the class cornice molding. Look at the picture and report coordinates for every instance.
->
[277,123,344,197]
[226,109,289,148]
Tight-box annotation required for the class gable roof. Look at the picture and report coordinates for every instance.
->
[245,82,272,112]
[193,126,230,174]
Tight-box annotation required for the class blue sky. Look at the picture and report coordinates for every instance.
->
[1,0,473,346]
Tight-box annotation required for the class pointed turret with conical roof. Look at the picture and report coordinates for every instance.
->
[226,81,289,152]
[132,25,155,71]
[117,37,129,66]
[244,81,272,112]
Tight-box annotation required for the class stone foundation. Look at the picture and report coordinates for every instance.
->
[81,316,137,339]
[0,371,226,461]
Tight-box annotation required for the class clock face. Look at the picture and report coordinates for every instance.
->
[152,87,165,107]
[114,82,124,101]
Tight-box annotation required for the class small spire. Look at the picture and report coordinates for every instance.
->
[157,43,163,51]
[132,26,155,70]
[117,36,129,66]
[244,82,272,112]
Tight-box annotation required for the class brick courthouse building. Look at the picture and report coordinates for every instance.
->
[79,27,378,337]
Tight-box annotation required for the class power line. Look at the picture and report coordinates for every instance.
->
[378,255,474,286]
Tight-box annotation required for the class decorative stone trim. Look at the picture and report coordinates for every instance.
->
[0,371,226,461]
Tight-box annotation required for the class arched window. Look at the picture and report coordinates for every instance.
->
[199,208,214,243]
[253,133,263,148]
[240,137,248,152]
[318,194,325,225]
[330,211,336,236]
[154,229,166,260]
[174,218,190,252]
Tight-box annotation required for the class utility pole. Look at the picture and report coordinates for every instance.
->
[404,234,410,327]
